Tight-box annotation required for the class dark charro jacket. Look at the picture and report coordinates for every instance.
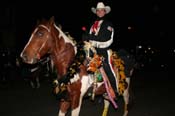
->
[82,19,114,58]
[82,18,118,92]
[82,19,114,52]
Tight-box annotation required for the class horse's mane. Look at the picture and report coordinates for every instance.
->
[36,17,76,45]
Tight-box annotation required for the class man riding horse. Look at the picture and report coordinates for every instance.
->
[20,13,135,115]
[82,2,118,96]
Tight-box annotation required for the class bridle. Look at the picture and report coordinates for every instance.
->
[35,24,51,60]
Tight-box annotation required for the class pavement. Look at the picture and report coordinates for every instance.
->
[0,70,174,116]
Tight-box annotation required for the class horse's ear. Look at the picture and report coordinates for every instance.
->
[49,16,55,25]
[36,19,40,25]
[58,24,62,29]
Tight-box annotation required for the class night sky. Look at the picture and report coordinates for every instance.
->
[0,0,174,70]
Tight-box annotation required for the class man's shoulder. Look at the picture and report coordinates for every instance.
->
[102,20,114,32]
[103,20,113,26]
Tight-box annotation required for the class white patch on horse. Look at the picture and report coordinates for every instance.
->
[54,24,77,54]
[39,25,50,32]
[81,75,92,95]
[20,28,38,64]
[58,110,66,116]
[70,74,80,83]
[71,75,91,116]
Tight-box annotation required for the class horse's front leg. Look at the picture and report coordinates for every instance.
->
[71,93,83,116]
[123,77,130,116]
[70,75,91,116]
[58,100,70,116]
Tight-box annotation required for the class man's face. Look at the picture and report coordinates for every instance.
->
[96,8,106,18]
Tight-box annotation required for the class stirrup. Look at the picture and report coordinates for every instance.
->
[103,93,118,101]
[103,93,109,100]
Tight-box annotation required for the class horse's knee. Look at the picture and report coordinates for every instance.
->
[59,101,70,114]
[71,95,80,109]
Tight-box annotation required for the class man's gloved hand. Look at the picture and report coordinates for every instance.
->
[89,40,97,47]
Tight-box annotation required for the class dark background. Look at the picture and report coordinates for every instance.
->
[0,0,174,71]
[0,1,175,116]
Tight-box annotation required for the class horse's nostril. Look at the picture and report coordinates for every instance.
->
[21,52,28,62]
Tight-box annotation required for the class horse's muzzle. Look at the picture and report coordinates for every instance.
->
[20,52,37,64]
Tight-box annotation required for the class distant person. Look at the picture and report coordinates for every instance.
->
[82,2,117,92]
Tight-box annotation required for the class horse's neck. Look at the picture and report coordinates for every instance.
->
[50,28,76,78]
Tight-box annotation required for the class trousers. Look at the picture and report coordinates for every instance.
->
[96,48,117,92]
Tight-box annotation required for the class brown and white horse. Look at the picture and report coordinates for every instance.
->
[20,17,132,116]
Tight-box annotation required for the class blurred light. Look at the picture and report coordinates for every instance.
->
[160,64,164,68]
[151,50,154,54]
[137,45,142,49]
[128,26,132,30]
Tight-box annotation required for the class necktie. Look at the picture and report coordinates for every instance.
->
[92,21,99,33]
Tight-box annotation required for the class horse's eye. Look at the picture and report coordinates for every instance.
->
[36,31,43,37]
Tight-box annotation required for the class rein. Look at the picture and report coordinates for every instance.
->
[37,38,49,59]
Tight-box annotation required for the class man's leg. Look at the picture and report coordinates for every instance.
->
[103,62,117,92]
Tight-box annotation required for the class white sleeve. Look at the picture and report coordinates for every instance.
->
[90,30,114,48]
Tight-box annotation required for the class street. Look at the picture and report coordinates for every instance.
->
[0,70,174,116]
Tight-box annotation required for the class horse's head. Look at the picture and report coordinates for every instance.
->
[21,16,77,78]
[20,17,56,64]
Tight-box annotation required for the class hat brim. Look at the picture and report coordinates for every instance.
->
[91,6,111,14]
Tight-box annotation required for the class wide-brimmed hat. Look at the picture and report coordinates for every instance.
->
[91,2,111,14]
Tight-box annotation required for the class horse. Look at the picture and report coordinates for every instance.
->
[20,16,133,116]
